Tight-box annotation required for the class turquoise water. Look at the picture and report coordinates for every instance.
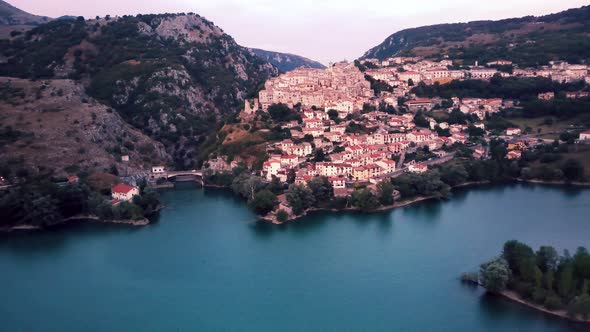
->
[1,184,589,331]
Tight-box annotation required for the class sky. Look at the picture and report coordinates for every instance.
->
[10,0,590,64]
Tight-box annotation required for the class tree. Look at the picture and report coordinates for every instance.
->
[440,163,468,187]
[314,148,326,162]
[561,159,584,181]
[351,189,379,212]
[248,190,278,215]
[536,246,559,273]
[557,259,575,299]
[307,176,333,203]
[268,103,292,122]
[327,109,339,121]
[376,180,395,206]
[480,257,511,293]
[573,247,590,280]
[284,170,295,185]
[286,184,315,215]
[231,174,265,201]
[132,187,160,216]
[276,209,289,223]
[502,240,537,282]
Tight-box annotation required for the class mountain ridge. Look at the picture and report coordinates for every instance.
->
[0,13,278,173]
[0,0,51,25]
[249,48,326,72]
[361,5,590,67]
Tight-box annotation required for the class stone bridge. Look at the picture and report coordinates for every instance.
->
[150,169,204,184]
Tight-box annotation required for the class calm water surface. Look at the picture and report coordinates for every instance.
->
[1,184,589,331]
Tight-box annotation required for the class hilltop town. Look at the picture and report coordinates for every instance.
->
[199,55,590,221]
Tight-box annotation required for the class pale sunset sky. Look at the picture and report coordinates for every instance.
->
[9,0,590,64]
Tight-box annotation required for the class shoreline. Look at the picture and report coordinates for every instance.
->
[263,180,492,224]
[262,179,590,224]
[499,290,590,324]
[0,214,153,234]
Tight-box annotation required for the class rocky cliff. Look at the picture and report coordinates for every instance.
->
[0,13,279,171]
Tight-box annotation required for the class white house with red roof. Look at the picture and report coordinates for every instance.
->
[408,163,428,174]
[506,128,522,136]
[507,150,522,160]
[111,184,139,202]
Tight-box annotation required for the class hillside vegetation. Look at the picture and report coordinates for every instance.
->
[0,14,278,170]
[362,6,590,67]
[250,48,326,72]
[0,0,51,26]
[0,77,169,179]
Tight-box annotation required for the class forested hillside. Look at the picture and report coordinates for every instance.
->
[362,6,590,67]
[0,14,278,170]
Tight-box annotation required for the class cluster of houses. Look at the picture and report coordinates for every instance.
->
[361,57,590,91]
[259,102,485,193]
[252,62,374,117]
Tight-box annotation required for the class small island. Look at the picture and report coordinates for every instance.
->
[467,240,590,323]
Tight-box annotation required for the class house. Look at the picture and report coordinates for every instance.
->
[121,155,130,162]
[330,177,347,189]
[408,163,428,174]
[506,150,522,160]
[152,166,166,174]
[405,98,433,111]
[472,147,486,159]
[67,175,79,183]
[111,184,139,202]
[579,130,590,141]
[376,160,396,174]
[538,92,555,100]
[506,128,522,136]
[398,71,422,84]
[263,158,282,180]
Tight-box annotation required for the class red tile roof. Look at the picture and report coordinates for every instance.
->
[112,183,136,194]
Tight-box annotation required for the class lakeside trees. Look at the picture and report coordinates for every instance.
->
[0,178,160,228]
[478,240,590,319]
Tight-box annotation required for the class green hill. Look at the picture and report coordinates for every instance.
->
[0,0,51,25]
[0,14,278,170]
[250,48,325,72]
[361,6,590,67]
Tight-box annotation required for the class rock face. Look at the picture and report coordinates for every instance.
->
[250,48,326,72]
[0,13,279,170]
[0,0,51,26]
[0,77,170,177]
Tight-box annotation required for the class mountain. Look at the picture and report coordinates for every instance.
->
[0,13,278,174]
[361,5,590,67]
[250,48,326,72]
[0,0,51,25]
[0,77,170,177]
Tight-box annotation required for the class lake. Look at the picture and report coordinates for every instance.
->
[1,183,589,331]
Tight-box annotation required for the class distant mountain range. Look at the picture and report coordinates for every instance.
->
[362,5,590,67]
[0,0,51,25]
[250,48,326,72]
